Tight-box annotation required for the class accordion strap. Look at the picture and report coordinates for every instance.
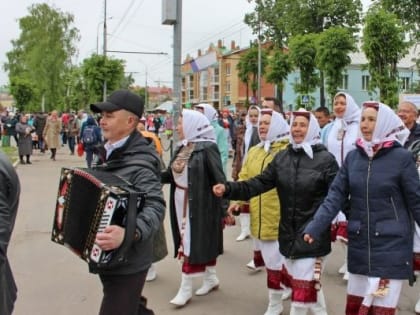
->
[110,190,144,266]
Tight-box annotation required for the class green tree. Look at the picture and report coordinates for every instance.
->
[9,77,35,112]
[316,27,357,103]
[362,8,409,106]
[288,34,319,96]
[245,0,362,107]
[265,49,292,107]
[4,3,79,112]
[376,0,420,41]
[236,43,268,104]
[80,54,126,104]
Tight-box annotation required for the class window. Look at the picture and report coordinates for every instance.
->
[401,77,410,91]
[225,81,231,92]
[362,75,370,91]
[339,74,348,90]
[225,64,231,76]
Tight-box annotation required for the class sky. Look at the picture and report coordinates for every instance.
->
[0,0,256,89]
[0,0,372,90]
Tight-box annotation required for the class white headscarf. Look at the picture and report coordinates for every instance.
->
[196,103,218,122]
[327,92,361,166]
[244,105,261,153]
[256,109,289,152]
[178,109,216,146]
[289,110,321,159]
[358,102,409,157]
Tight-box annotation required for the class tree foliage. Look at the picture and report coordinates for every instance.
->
[236,43,268,103]
[362,8,409,106]
[288,34,319,95]
[245,0,362,44]
[80,54,126,104]
[4,3,79,112]
[316,27,357,101]
[375,0,420,42]
[9,77,35,112]
[265,49,292,106]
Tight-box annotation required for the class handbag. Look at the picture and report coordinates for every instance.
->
[77,142,84,157]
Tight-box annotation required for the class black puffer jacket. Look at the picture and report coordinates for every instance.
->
[0,151,20,315]
[89,130,166,275]
[162,141,226,264]
[226,144,338,259]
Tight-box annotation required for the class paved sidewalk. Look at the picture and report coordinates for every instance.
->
[7,142,419,315]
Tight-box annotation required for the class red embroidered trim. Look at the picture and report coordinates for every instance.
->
[280,265,292,288]
[413,253,420,271]
[253,250,265,267]
[181,258,216,274]
[290,279,317,303]
[345,294,363,315]
[241,203,250,213]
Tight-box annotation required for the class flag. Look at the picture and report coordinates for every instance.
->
[190,51,217,73]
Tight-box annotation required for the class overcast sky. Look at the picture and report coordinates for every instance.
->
[0,0,371,90]
[0,0,256,88]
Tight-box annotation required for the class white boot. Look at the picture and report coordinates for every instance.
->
[282,287,292,300]
[415,295,420,314]
[310,289,328,315]
[263,289,284,315]
[146,263,157,282]
[246,259,264,272]
[236,213,251,241]
[290,305,308,315]
[195,267,220,295]
[170,273,193,307]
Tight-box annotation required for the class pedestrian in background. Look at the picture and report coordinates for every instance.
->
[80,115,101,168]
[15,114,34,164]
[304,102,419,315]
[43,110,61,161]
[0,150,21,315]
[320,92,360,281]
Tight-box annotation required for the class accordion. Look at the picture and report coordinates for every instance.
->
[51,167,144,268]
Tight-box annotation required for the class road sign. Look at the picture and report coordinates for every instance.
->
[301,95,310,104]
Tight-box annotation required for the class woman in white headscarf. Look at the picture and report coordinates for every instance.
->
[321,92,361,280]
[229,109,290,315]
[304,102,420,315]
[214,110,339,315]
[162,109,228,307]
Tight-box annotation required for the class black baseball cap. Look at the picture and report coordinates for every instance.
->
[90,89,144,118]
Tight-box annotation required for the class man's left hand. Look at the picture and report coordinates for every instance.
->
[95,225,125,250]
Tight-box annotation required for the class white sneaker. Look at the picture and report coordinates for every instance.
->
[246,259,264,272]
[146,264,157,282]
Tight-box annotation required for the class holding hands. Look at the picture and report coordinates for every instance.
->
[303,234,314,244]
[213,183,226,197]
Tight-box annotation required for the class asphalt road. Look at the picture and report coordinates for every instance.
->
[7,139,419,315]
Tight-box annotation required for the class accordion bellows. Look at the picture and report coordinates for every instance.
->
[51,167,141,267]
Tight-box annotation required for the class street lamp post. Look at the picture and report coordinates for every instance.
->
[96,17,112,54]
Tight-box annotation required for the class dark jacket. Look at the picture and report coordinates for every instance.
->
[162,141,226,264]
[33,113,47,137]
[305,142,420,280]
[404,122,420,149]
[81,116,102,149]
[0,151,20,315]
[226,144,338,259]
[89,131,166,275]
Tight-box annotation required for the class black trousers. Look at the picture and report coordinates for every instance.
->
[99,270,150,315]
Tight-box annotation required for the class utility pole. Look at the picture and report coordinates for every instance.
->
[103,0,107,101]
[162,0,181,155]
